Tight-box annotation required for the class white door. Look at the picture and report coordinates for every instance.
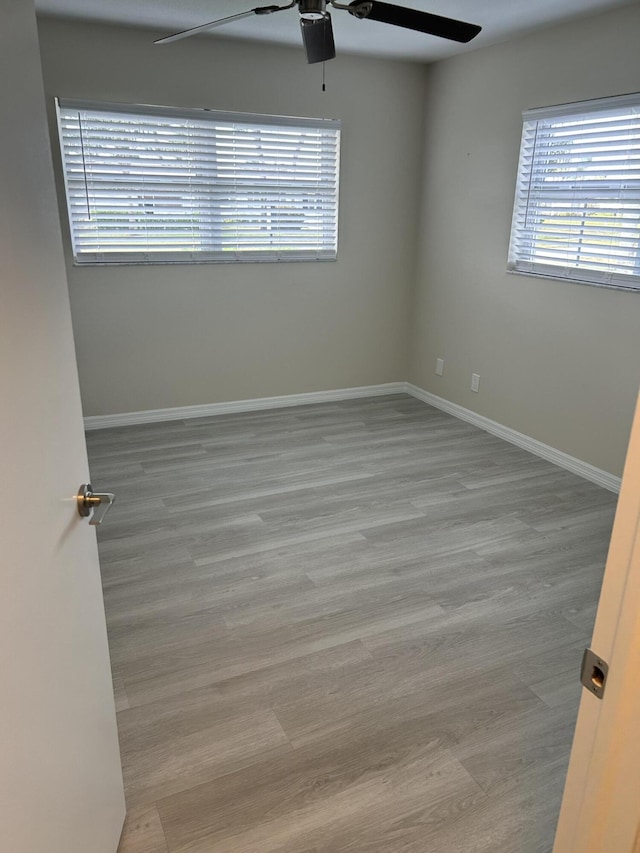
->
[0,3,125,852]
[554,390,640,852]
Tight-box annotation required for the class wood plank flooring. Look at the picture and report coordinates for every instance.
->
[85,395,618,853]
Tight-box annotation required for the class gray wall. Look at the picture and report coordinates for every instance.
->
[409,3,640,478]
[37,18,427,416]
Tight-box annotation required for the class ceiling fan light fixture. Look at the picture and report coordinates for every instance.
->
[300,11,336,62]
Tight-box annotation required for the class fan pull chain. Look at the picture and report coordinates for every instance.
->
[322,61,326,92]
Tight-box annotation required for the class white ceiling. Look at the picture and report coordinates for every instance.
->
[35,0,635,63]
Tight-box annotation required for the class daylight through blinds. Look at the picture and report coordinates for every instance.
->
[56,100,341,264]
[508,93,640,290]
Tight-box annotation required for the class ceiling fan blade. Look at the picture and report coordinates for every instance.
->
[348,1,481,43]
[300,14,336,64]
[154,6,286,46]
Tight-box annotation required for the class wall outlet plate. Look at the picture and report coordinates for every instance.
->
[471,373,480,392]
[435,358,444,376]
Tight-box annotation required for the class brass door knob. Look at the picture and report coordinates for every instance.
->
[77,484,115,526]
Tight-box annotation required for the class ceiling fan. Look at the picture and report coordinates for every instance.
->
[154,0,482,64]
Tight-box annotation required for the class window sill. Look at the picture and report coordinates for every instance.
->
[72,255,338,268]
[506,267,640,294]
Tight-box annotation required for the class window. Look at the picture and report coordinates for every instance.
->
[508,93,640,291]
[55,99,341,265]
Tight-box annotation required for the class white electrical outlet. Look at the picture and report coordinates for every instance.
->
[471,373,480,392]
[435,358,444,376]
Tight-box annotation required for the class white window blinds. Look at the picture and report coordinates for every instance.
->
[55,99,341,265]
[508,93,640,291]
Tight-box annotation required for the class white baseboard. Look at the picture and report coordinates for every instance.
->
[405,383,621,494]
[84,379,620,494]
[83,382,407,431]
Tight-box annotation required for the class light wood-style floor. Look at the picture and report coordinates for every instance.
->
[86,395,617,853]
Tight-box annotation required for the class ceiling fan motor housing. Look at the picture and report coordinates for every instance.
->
[298,0,328,20]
